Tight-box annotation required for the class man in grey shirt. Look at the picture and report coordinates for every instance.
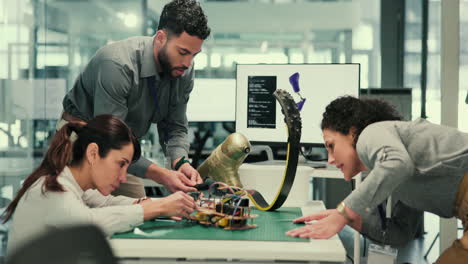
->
[60,0,211,197]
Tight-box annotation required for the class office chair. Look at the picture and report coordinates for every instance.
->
[7,224,117,264]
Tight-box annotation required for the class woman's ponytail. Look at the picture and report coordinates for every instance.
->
[2,121,83,222]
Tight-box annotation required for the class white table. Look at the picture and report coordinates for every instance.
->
[110,200,346,264]
[141,162,360,263]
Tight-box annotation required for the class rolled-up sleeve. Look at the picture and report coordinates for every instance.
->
[163,68,193,164]
[344,124,415,218]
[128,156,153,177]
[86,205,143,236]
[83,189,138,207]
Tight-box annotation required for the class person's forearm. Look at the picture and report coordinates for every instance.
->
[344,205,363,232]
[141,201,165,220]
[128,156,153,177]
[145,163,167,182]
[172,156,183,170]
[172,158,180,170]
[167,145,189,165]
[165,131,189,165]
[83,189,137,207]
[460,232,468,249]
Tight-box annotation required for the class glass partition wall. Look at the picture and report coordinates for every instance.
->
[0,0,143,207]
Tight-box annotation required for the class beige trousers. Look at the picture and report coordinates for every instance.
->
[111,174,146,198]
[436,171,468,263]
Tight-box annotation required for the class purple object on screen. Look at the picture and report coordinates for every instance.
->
[289,72,300,93]
[296,98,306,111]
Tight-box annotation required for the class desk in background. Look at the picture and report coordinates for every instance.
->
[238,162,314,207]
[110,200,346,263]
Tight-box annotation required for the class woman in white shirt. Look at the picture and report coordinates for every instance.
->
[3,114,197,255]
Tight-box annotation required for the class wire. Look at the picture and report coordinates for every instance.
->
[231,197,243,219]
[299,146,327,162]
[208,182,236,196]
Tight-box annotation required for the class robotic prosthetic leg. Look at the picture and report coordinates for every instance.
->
[197,133,251,187]
[196,90,302,211]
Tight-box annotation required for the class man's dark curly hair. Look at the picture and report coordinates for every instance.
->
[321,96,402,146]
[158,0,211,40]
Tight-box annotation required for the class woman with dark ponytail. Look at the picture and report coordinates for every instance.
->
[286,96,468,263]
[4,115,197,256]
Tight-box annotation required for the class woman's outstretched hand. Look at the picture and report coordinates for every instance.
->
[285,209,348,239]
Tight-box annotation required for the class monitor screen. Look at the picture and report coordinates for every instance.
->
[235,63,360,145]
[187,78,236,122]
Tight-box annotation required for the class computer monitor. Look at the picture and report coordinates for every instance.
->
[187,78,236,122]
[235,63,360,146]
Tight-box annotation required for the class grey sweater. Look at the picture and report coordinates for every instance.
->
[344,118,468,246]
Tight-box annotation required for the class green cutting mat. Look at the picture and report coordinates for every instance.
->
[112,207,307,242]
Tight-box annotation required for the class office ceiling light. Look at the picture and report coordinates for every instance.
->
[123,13,138,28]
[117,12,138,28]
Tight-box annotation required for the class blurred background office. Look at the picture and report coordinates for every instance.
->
[1,0,468,263]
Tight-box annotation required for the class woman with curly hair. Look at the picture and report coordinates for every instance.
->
[286,96,468,263]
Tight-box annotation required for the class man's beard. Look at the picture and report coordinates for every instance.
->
[158,45,188,79]
[158,45,173,77]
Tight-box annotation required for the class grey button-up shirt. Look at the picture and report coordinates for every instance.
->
[345,118,468,246]
[63,36,193,177]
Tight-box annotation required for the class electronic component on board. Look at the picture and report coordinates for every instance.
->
[189,182,257,230]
